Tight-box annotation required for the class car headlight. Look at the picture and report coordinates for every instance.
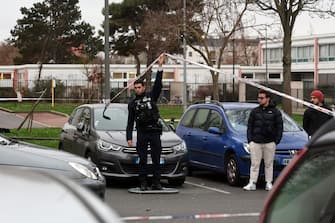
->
[173,141,187,153]
[243,143,250,154]
[97,139,122,151]
[69,162,98,180]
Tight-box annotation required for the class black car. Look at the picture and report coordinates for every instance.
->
[260,118,335,223]
[59,103,187,186]
[0,134,106,198]
[0,167,123,223]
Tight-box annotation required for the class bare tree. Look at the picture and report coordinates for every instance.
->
[253,0,335,115]
[0,42,20,65]
[186,0,253,100]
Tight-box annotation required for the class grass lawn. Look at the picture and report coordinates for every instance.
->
[0,101,80,115]
[4,128,61,149]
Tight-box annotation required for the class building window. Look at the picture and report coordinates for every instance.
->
[188,52,193,57]
[266,48,282,64]
[269,73,281,79]
[112,72,122,79]
[319,43,335,62]
[292,45,314,63]
[129,73,136,78]
[242,73,253,79]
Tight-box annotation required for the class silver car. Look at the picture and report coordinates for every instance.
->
[1,167,123,223]
[59,103,187,186]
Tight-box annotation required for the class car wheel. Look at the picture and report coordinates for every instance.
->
[225,154,240,186]
[168,177,185,187]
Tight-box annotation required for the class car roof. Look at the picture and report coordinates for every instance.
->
[307,118,335,148]
[0,167,123,223]
[190,101,258,110]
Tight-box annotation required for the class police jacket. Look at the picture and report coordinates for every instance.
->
[247,102,283,144]
[303,103,333,137]
[126,70,163,141]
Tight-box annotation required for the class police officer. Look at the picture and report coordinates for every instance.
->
[126,55,165,191]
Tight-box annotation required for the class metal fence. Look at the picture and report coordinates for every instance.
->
[1,79,334,112]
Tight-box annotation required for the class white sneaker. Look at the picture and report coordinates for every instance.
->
[265,182,273,191]
[243,182,256,191]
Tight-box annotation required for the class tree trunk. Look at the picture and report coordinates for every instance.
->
[134,54,141,76]
[282,30,292,115]
[211,71,219,100]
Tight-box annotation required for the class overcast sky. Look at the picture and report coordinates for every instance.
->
[1,0,335,43]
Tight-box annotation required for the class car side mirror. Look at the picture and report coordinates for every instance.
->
[208,127,222,135]
[76,122,85,131]
[168,118,176,131]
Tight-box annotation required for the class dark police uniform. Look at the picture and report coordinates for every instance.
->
[126,69,163,188]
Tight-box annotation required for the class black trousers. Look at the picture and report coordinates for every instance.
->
[136,131,162,184]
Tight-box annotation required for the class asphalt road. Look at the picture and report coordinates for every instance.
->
[0,110,46,129]
[105,171,268,223]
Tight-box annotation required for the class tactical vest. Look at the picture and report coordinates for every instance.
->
[135,96,160,127]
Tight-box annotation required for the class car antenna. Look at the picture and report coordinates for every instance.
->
[102,53,164,119]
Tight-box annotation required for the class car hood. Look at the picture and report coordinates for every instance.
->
[0,143,93,179]
[234,131,308,150]
[98,130,183,147]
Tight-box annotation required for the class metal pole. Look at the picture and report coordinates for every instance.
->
[104,0,111,102]
[183,0,187,111]
[232,38,235,100]
[265,26,268,84]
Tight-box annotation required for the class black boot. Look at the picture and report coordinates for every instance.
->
[140,181,148,191]
[151,182,162,190]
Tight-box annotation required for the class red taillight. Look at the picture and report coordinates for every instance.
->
[259,147,308,223]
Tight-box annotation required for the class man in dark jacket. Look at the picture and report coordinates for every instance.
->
[126,55,164,191]
[303,90,333,137]
[243,89,283,191]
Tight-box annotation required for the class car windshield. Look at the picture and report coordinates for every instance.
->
[93,107,170,131]
[225,108,301,132]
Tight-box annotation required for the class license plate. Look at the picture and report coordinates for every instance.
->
[282,158,291,165]
[135,157,165,164]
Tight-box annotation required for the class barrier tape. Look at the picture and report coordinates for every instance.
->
[165,53,335,117]
[121,212,260,221]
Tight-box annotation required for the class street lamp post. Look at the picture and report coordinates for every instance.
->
[183,0,187,111]
[104,0,111,102]
[232,38,235,100]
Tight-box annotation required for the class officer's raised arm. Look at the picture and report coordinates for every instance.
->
[151,55,165,102]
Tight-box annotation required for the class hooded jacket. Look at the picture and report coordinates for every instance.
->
[247,102,283,144]
[303,103,333,137]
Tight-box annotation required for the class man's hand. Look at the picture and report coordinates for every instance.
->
[158,54,165,67]
[127,140,133,147]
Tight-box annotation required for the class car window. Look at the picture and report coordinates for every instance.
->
[265,148,335,223]
[93,107,170,131]
[192,108,210,130]
[180,108,196,127]
[71,108,83,126]
[207,110,225,131]
[225,108,301,132]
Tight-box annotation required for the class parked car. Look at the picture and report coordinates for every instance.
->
[176,102,309,186]
[59,103,187,186]
[0,133,106,198]
[259,118,335,223]
[0,166,123,223]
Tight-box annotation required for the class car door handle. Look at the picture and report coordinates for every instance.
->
[186,132,192,136]
[202,136,207,141]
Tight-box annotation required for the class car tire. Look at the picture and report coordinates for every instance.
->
[168,177,185,187]
[225,154,240,186]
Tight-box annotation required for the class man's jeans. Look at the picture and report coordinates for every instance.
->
[249,141,276,183]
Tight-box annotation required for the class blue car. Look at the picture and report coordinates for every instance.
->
[176,102,309,186]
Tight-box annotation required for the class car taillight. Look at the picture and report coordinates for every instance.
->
[259,147,308,223]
